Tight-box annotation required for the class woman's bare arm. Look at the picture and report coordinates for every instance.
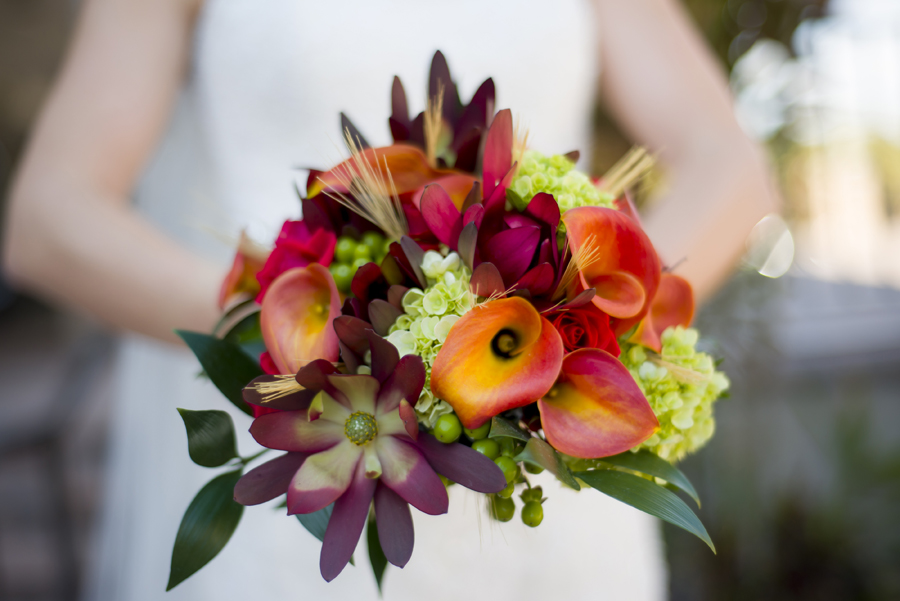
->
[594,0,779,302]
[2,0,220,343]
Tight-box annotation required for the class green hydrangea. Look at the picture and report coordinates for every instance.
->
[619,326,730,463]
[385,250,474,428]
[509,150,615,212]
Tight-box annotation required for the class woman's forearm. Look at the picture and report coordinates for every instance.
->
[594,0,779,304]
[5,179,222,343]
[2,0,215,343]
[642,138,776,302]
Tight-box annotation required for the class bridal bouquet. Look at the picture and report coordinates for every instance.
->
[168,52,728,591]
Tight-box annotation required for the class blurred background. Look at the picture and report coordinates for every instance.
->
[1,0,899,599]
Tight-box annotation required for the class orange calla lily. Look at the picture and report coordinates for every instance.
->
[630,273,695,353]
[260,264,341,374]
[561,207,661,321]
[307,144,453,199]
[430,297,563,429]
[218,231,269,309]
[538,349,659,459]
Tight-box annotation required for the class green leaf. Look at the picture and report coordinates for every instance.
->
[488,416,530,442]
[176,330,261,416]
[177,409,238,468]
[367,517,388,594]
[295,503,333,542]
[167,470,244,590]
[222,311,266,361]
[513,438,580,490]
[599,450,701,507]
[575,469,715,553]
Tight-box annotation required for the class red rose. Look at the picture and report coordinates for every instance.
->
[547,303,621,357]
[255,220,336,302]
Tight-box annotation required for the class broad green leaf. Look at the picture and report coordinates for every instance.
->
[367,517,388,594]
[488,416,530,442]
[575,469,715,553]
[222,311,266,362]
[177,330,261,416]
[295,503,333,542]
[212,298,257,335]
[167,470,244,590]
[599,450,700,507]
[177,409,238,468]
[513,438,580,490]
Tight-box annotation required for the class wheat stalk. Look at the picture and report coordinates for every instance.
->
[319,130,408,242]
[599,146,656,198]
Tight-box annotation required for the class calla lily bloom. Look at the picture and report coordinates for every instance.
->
[260,265,342,374]
[218,231,268,309]
[237,344,505,581]
[539,349,659,458]
[431,297,563,428]
[629,273,695,353]
[432,297,658,459]
[561,206,661,321]
[308,145,452,199]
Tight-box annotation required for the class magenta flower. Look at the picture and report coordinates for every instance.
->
[255,220,336,303]
[234,332,505,581]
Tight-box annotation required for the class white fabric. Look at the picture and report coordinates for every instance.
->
[85,1,667,599]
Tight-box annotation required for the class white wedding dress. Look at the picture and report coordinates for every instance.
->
[85,1,667,599]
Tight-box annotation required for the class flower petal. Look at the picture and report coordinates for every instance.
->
[485,225,540,284]
[308,145,446,198]
[561,206,661,320]
[320,458,376,582]
[482,109,513,199]
[250,410,345,453]
[577,270,646,321]
[260,265,341,374]
[332,315,371,356]
[420,184,463,247]
[538,349,659,459]
[376,355,426,415]
[234,452,306,506]
[630,273,695,352]
[287,440,362,515]
[431,297,563,429]
[327,374,379,415]
[469,262,505,298]
[414,433,506,493]
[368,299,403,338]
[377,436,448,515]
[365,329,400,383]
[516,263,555,297]
[412,174,480,211]
[373,483,415,568]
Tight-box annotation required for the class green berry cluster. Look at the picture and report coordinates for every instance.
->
[329,231,392,293]
[509,150,615,213]
[450,419,546,528]
[619,326,730,462]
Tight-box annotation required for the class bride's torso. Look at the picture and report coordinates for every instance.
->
[139,0,599,253]
[109,3,666,600]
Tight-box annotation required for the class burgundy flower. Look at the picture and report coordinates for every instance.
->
[255,221,336,302]
[234,331,505,582]
[547,304,621,358]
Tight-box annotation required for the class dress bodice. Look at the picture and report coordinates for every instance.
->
[138,0,599,257]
